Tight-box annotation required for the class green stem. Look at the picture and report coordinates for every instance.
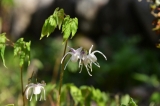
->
[57,39,68,106]
[20,66,25,106]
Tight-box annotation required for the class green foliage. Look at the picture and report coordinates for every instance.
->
[128,98,137,106]
[46,84,138,106]
[121,94,130,105]
[14,38,31,67]
[121,96,137,106]
[91,87,108,106]
[41,15,57,39]
[70,85,84,105]
[150,92,160,104]
[133,73,160,87]
[62,16,78,43]
[40,7,65,40]
[1,6,159,106]
[5,104,14,106]
[1,0,14,7]
[54,8,65,30]
[40,7,78,43]
[0,33,7,67]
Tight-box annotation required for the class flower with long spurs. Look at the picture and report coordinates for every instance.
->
[61,46,83,70]
[79,45,107,76]
[25,81,46,101]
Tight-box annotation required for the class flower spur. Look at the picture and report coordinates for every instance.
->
[79,45,107,76]
[61,46,83,70]
[25,81,46,101]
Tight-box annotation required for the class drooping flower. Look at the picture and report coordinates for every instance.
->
[61,45,107,76]
[25,81,46,101]
[61,46,83,70]
[79,45,107,76]
[79,51,93,76]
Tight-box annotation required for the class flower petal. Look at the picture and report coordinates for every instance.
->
[79,59,82,68]
[71,54,79,62]
[39,86,45,101]
[42,87,46,100]
[88,54,97,62]
[76,47,83,52]
[89,63,93,72]
[79,64,83,73]
[85,65,92,76]
[29,92,33,101]
[64,57,71,70]
[25,86,34,99]
[89,45,93,54]
[92,50,107,60]
[61,52,73,64]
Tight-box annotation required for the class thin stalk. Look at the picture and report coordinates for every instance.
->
[20,66,25,106]
[57,39,68,106]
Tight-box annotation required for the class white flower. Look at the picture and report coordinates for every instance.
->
[25,81,46,101]
[61,45,107,76]
[79,45,107,76]
[61,47,83,70]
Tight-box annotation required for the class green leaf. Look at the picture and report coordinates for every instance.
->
[0,33,7,67]
[14,38,31,67]
[80,86,92,106]
[5,104,14,106]
[128,98,137,106]
[121,94,130,105]
[40,15,57,40]
[25,41,31,65]
[71,18,78,38]
[54,8,64,30]
[150,92,160,103]
[91,87,102,101]
[62,24,71,43]
[91,87,108,105]
[70,85,84,105]
[121,105,127,106]
[62,15,70,32]
[40,7,78,43]
[40,7,65,40]
[62,16,78,43]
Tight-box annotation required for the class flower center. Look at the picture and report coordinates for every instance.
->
[33,86,41,94]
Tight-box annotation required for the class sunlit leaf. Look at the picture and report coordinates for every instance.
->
[62,15,70,32]
[14,38,31,67]
[40,7,78,43]
[71,18,78,38]
[0,33,7,67]
[121,94,130,105]
[40,15,57,40]
[62,16,78,43]
[128,98,137,106]
[91,87,108,105]
[40,7,65,40]
[54,8,64,30]
[70,85,84,105]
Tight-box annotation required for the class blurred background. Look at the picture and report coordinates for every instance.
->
[0,0,160,106]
